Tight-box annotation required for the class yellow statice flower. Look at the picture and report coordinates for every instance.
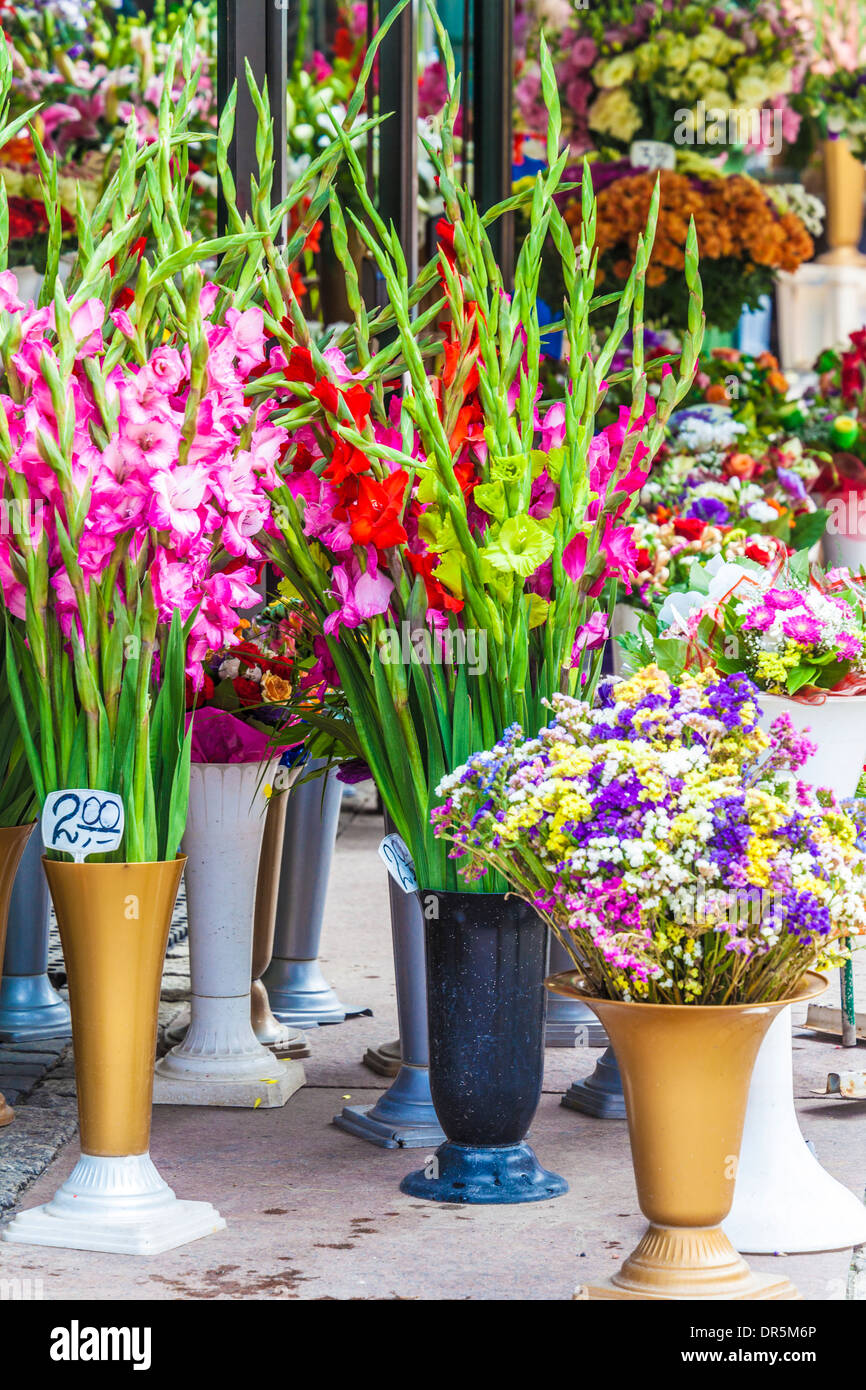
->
[745,834,777,887]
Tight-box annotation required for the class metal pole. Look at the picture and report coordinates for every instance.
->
[472,0,513,287]
[217,0,287,232]
[377,0,419,281]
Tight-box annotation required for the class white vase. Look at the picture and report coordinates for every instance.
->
[611,603,642,677]
[11,253,75,306]
[757,690,866,800]
[153,761,304,1108]
[725,1008,866,1253]
[728,693,866,1252]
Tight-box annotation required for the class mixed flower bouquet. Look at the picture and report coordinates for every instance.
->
[255,17,704,891]
[431,663,866,1004]
[514,0,806,158]
[185,608,308,765]
[654,553,866,696]
[683,347,800,433]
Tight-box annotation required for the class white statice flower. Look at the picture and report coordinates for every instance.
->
[218,658,241,681]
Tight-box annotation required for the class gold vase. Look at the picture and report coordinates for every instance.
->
[250,780,310,1059]
[43,856,185,1156]
[0,823,36,1126]
[546,971,825,1300]
[819,138,866,266]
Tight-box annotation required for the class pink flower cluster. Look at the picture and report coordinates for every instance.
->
[0,272,285,677]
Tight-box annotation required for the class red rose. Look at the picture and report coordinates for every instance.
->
[635,547,652,571]
[673,517,706,541]
[233,676,263,707]
[745,542,772,565]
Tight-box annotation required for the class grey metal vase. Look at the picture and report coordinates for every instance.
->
[263,762,363,1026]
[0,828,71,1041]
[333,836,445,1149]
[545,932,608,1048]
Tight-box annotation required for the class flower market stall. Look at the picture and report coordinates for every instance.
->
[0,0,866,1329]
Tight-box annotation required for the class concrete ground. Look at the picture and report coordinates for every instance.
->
[1,809,865,1300]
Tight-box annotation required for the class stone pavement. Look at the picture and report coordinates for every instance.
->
[0,804,865,1300]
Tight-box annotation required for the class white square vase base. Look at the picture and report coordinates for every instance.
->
[1,1153,226,1256]
[152,1057,305,1108]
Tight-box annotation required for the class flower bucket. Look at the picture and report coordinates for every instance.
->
[757,690,866,801]
[3,857,225,1255]
[725,1005,866,1253]
[250,787,309,1059]
[0,823,36,1124]
[400,891,567,1204]
[546,971,823,1299]
[153,762,304,1108]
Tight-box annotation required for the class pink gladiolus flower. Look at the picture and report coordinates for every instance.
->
[572,612,609,659]
[324,551,394,637]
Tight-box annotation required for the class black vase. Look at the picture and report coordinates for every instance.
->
[399,890,567,1204]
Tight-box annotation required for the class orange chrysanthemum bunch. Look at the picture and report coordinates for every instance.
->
[566,172,813,289]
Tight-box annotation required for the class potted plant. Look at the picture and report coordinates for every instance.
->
[0,33,334,1251]
[154,612,308,1106]
[431,663,866,1296]
[254,18,703,1199]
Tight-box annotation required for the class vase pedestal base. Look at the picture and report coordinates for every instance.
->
[153,1059,304,1109]
[561,1048,626,1118]
[2,1153,225,1256]
[577,1274,799,1300]
[333,1063,445,1149]
[362,1038,401,1077]
[164,1002,311,1060]
[546,1018,608,1048]
[0,1093,13,1126]
[0,975,71,1042]
[400,1140,568,1205]
[575,1224,800,1301]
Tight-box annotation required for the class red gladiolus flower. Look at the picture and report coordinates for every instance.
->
[285,346,317,387]
[406,550,463,613]
[323,438,373,487]
[348,471,409,550]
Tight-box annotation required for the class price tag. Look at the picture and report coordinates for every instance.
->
[629,139,676,171]
[42,789,125,863]
[378,833,418,894]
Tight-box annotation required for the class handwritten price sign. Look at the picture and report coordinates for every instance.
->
[42,789,125,863]
[378,833,418,894]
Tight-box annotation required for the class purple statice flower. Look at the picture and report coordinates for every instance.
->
[686,496,729,526]
[776,467,807,501]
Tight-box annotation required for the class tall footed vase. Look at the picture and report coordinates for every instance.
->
[154,763,304,1108]
[0,824,37,1124]
[263,764,362,1026]
[3,858,225,1254]
[333,877,444,1148]
[250,790,309,1061]
[547,972,823,1300]
[400,892,567,1204]
[0,827,71,1042]
[724,1006,866,1253]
